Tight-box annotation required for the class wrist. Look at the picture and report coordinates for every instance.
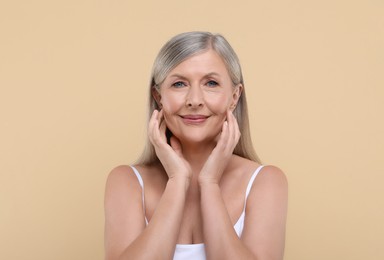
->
[198,180,221,198]
[168,175,191,191]
[198,177,220,188]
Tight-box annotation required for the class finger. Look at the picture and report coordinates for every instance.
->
[148,110,158,143]
[229,110,238,143]
[227,110,239,153]
[217,120,228,152]
[232,112,241,143]
[226,110,235,149]
[154,111,167,145]
[150,109,158,128]
[159,117,167,142]
[158,110,170,143]
[150,110,165,147]
[230,110,240,138]
[158,109,164,124]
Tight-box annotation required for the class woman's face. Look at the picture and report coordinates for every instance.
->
[155,49,241,145]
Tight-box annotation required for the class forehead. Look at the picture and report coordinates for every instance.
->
[168,49,229,77]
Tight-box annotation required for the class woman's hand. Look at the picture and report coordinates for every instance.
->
[148,109,191,181]
[198,110,241,185]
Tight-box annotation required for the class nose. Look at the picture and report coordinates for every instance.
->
[186,85,204,108]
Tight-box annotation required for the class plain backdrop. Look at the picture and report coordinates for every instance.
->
[1,0,383,259]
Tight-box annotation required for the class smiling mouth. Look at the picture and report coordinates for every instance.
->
[180,115,209,124]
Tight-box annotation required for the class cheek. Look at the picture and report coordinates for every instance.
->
[162,107,176,128]
[161,103,181,122]
[160,96,181,128]
[160,92,184,112]
[207,94,232,114]
[207,97,230,131]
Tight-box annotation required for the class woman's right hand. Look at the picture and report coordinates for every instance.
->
[148,109,191,181]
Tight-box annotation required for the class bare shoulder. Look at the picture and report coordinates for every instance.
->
[242,164,288,258]
[228,155,261,174]
[247,164,288,211]
[106,165,134,180]
[228,156,287,188]
[106,163,162,181]
[131,163,167,186]
[256,165,288,190]
[104,165,144,210]
[105,165,139,190]
[104,165,148,259]
[105,163,167,203]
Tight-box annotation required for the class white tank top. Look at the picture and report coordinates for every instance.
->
[130,165,264,260]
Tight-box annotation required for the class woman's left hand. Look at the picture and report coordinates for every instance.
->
[198,110,241,185]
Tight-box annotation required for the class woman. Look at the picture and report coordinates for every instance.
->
[104,31,288,260]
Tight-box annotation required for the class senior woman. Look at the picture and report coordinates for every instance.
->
[104,31,288,260]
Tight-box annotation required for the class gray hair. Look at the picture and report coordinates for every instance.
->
[137,31,260,165]
[152,31,242,89]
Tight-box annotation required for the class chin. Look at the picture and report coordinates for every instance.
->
[172,129,221,145]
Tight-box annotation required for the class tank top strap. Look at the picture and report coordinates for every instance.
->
[130,165,148,225]
[245,165,264,200]
[131,166,144,188]
[234,165,265,237]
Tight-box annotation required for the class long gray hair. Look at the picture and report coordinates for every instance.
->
[137,31,260,164]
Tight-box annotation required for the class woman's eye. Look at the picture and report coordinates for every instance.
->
[206,80,218,87]
[172,81,186,88]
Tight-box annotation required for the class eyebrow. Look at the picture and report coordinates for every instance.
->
[168,72,221,79]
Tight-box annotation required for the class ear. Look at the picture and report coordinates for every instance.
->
[230,84,243,111]
[152,86,162,108]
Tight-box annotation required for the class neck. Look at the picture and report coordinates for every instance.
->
[180,141,216,174]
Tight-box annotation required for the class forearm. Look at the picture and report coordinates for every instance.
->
[118,177,189,260]
[200,183,256,260]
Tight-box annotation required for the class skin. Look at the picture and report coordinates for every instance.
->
[104,49,288,260]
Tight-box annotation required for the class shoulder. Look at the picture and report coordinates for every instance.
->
[105,163,167,193]
[106,165,137,187]
[104,165,149,258]
[241,165,288,258]
[107,164,133,177]
[222,156,262,192]
[248,165,288,207]
[228,155,287,186]
[228,155,261,174]
[105,163,165,201]
[256,165,288,190]
[228,156,288,200]
[106,163,163,181]
[104,165,142,201]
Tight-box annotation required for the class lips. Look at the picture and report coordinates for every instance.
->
[180,114,209,124]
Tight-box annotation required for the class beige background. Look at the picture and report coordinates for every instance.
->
[1,0,383,259]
